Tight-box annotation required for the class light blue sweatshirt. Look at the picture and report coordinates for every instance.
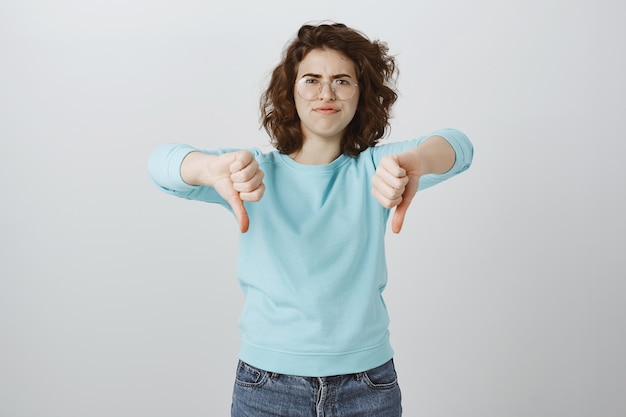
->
[148,128,473,377]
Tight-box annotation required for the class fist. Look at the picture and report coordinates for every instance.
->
[213,151,265,233]
[372,154,420,233]
[371,154,410,209]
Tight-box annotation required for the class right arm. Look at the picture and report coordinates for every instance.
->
[148,145,265,233]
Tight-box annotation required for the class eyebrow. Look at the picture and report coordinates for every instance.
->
[300,73,354,79]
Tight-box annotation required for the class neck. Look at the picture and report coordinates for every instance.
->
[290,138,342,165]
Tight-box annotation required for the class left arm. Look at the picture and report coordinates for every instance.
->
[371,134,467,233]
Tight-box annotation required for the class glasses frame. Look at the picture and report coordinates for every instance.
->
[295,78,359,101]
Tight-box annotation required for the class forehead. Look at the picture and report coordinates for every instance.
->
[297,48,356,77]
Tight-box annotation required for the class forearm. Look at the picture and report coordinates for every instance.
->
[180,151,221,187]
[400,135,456,176]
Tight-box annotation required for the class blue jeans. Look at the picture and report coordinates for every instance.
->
[231,359,402,417]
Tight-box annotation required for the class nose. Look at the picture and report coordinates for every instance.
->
[318,81,336,100]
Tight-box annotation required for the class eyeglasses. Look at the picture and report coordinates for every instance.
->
[295,77,358,101]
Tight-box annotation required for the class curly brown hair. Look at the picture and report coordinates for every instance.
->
[260,23,398,157]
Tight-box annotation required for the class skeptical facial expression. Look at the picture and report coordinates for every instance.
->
[294,48,359,145]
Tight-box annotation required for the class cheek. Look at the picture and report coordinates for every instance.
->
[345,101,359,122]
[294,95,306,118]
[294,105,305,122]
[348,93,360,115]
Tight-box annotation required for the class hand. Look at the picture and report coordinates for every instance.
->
[211,151,265,233]
[371,153,420,234]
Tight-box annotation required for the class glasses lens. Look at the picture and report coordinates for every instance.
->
[296,79,356,100]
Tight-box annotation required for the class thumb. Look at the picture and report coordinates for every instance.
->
[226,193,249,233]
[391,176,419,234]
[391,204,407,234]
[229,152,249,233]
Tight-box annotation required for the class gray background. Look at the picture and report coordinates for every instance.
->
[1,0,625,416]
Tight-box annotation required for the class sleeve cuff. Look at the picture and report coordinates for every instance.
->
[148,143,199,191]
[429,128,474,176]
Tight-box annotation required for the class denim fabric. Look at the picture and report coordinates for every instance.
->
[231,359,402,417]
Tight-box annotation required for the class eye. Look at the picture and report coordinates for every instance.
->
[303,77,319,84]
[333,79,351,86]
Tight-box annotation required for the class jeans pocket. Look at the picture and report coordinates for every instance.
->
[361,359,399,390]
[234,361,270,388]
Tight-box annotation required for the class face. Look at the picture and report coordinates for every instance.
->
[294,48,359,146]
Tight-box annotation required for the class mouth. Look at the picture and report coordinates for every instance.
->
[314,106,339,115]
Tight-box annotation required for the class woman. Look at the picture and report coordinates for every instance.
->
[149,22,473,417]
